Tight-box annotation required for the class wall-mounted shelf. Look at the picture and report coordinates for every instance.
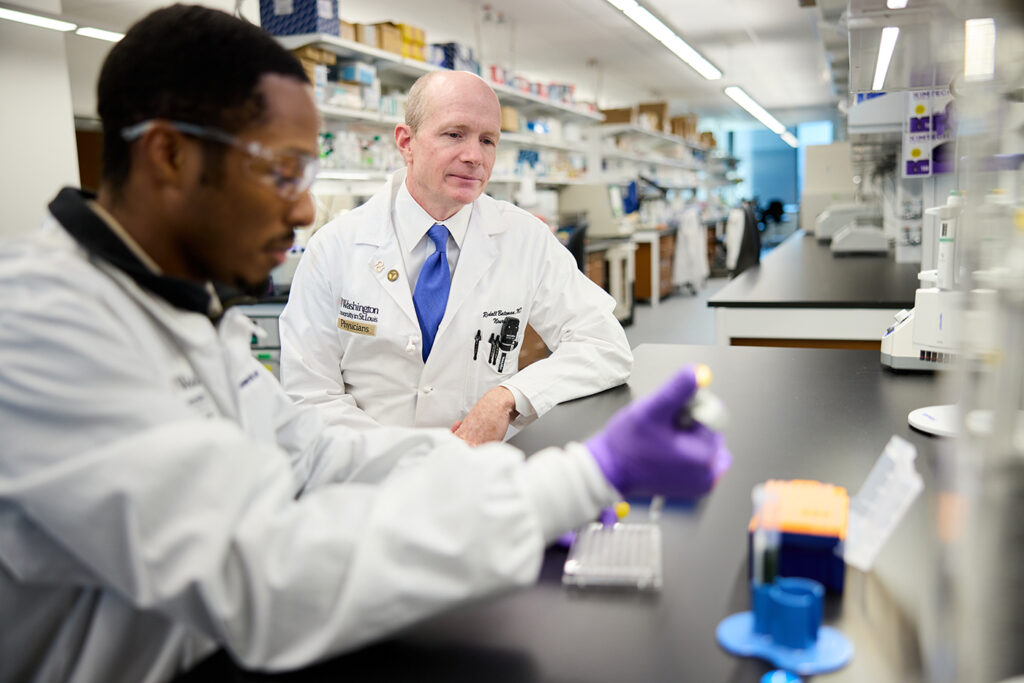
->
[488,175,590,187]
[319,104,401,126]
[278,33,602,124]
[601,149,702,171]
[597,123,710,152]
[500,132,587,153]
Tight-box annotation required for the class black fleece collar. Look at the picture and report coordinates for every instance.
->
[48,187,224,318]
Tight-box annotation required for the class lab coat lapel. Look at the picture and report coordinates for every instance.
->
[368,238,417,326]
[439,199,499,334]
[358,172,418,327]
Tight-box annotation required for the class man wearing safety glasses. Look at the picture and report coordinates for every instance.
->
[0,5,730,682]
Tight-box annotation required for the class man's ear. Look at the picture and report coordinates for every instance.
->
[394,123,414,164]
[133,123,193,190]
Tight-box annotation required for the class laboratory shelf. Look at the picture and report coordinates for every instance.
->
[278,33,602,124]
[500,132,587,153]
[488,84,603,123]
[277,33,440,80]
[597,123,710,152]
[316,169,392,181]
[487,175,590,187]
[318,105,401,126]
[601,148,702,171]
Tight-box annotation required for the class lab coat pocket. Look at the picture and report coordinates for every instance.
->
[464,321,521,413]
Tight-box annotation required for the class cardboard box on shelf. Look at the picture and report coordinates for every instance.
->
[637,111,659,131]
[396,23,425,45]
[500,106,520,132]
[670,113,698,139]
[338,20,356,42]
[324,82,364,110]
[259,0,338,36]
[401,42,426,61]
[699,131,717,148]
[599,107,635,124]
[298,61,329,102]
[637,101,668,132]
[354,23,377,47]
[291,45,337,66]
[372,22,403,54]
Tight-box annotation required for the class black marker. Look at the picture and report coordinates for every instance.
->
[473,330,482,360]
[488,334,499,364]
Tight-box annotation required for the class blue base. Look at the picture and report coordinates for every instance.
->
[716,611,854,676]
[762,672,802,683]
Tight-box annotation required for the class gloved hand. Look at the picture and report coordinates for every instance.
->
[587,365,732,499]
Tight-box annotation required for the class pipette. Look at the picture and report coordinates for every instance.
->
[650,364,728,522]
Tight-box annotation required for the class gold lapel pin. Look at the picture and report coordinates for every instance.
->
[387,269,399,282]
[374,260,385,272]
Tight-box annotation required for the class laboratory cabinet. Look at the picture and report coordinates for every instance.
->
[633,229,676,302]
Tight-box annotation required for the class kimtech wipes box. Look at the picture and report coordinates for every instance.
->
[260,0,339,36]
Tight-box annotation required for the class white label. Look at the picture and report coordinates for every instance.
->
[274,0,293,15]
[318,0,333,19]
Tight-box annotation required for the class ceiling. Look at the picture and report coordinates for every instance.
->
[59,0,853,130]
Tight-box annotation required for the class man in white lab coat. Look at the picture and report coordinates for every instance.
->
[0,6,729,682]
[279,70,633,445]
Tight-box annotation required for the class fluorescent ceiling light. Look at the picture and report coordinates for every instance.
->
[603,0,721,80]
[75,26,123,42]
[872,26,899,91]
[964,18,995,82]
[886,0,909,8]
[780,132,798,148]
[0,7,75,31]
[723,86,786,135]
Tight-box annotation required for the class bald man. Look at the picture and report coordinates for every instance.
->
[280,71,632,445]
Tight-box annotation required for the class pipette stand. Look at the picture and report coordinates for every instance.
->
[716,577,854,676]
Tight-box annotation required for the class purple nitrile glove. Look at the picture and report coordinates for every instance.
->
[587,365,732,500]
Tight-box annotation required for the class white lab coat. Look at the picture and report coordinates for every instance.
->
[0,191,618,683]
[280,169,632,432]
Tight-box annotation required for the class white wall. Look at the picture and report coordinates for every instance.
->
[0,0,80,238]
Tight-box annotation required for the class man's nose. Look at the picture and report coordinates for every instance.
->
[459,140,484,165]
[288,188,316,227]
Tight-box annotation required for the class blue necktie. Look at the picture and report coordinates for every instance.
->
[413,223,451,361]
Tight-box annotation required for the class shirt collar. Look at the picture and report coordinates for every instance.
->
[394,179,471,250]
[48,187,224,319]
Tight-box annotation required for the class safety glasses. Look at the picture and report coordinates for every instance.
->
[121,119,319,201]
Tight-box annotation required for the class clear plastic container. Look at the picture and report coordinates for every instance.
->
[843,435,924,571]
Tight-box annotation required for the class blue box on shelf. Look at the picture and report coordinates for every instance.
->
[333,60,376,86]
[259,0,339,36]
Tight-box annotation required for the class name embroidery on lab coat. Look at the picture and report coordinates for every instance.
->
[337,296,379,336]
[171,371,217,419]
[482,306,522,324]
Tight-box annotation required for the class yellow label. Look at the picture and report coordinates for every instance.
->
[337,317,377,336]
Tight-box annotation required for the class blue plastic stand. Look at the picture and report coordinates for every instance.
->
[761,672,802,683]
[716,577,853,676]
